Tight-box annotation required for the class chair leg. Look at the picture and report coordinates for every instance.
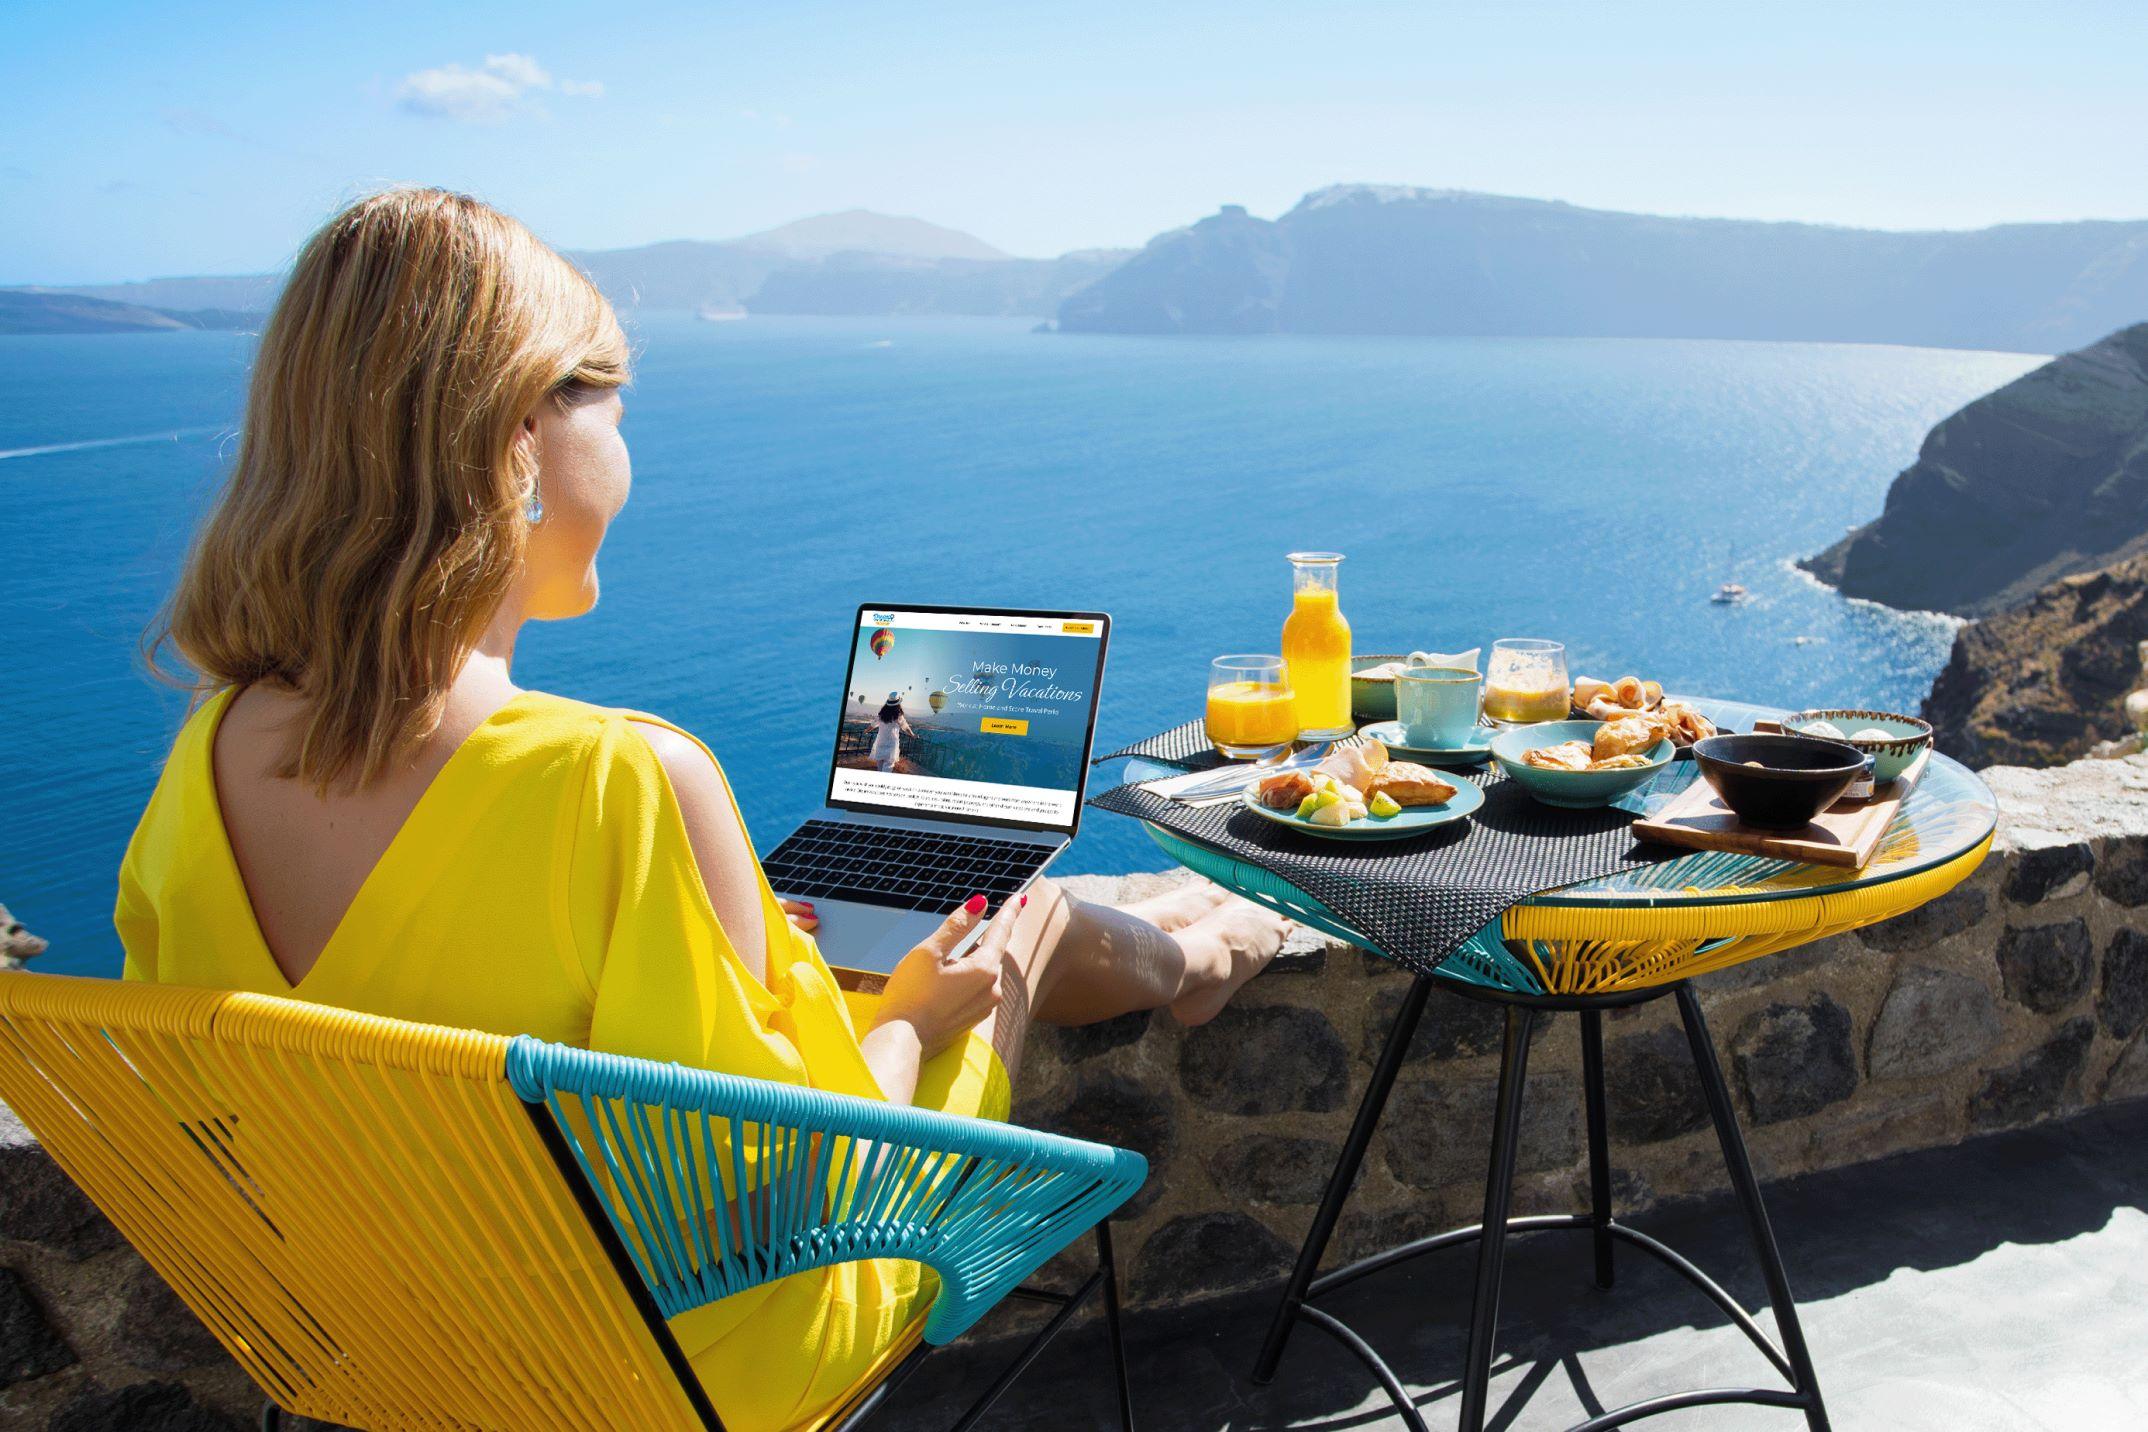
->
[1580,1007,1615,1290]
[259,1404,285,1432]
[1097,1222,1135,1432]
[1253,973,1432,1382]
[1457,1005,1536,1432]
[1675,984,1832,1432]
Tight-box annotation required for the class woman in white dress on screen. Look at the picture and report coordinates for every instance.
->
[870,692,914,772]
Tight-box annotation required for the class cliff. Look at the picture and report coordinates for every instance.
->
[1922,560,2148,768]
[1804,323,2148,616]
[1056,185,2148,353]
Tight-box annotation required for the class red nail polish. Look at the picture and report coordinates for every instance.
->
[800,902,815,910]
[963,894,987,914]
[1019,894,1029,908]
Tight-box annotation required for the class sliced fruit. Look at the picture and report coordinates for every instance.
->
[1368,791,1402,818]
[1294,793,1320,819]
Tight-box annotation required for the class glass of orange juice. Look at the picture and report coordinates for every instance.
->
[1206,655,1298,758]
[1482,638,1570,727]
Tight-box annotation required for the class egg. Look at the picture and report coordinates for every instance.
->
[1801,720,1848,741]
[1850,727,1893,742]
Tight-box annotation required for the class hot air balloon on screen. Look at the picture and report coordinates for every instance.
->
[929,689,948,714]
[869,628,894,660]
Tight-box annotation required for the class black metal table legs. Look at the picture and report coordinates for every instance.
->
[1252,976,1831,1432]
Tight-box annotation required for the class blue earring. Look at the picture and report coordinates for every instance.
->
[524,488,544,524]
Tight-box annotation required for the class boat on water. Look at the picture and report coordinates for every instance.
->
[1710,582,1749,605]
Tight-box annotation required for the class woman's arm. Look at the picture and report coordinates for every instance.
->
[633,721,770,986]
[633,718,1008,1105]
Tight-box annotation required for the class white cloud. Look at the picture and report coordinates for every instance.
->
[395,53,603,124]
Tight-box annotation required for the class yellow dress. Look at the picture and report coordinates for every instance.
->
[116,688,1011,1432]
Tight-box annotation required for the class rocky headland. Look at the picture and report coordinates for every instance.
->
[0,903,46,970]
[1804,323,2148,767]
[1803,323,2148,617]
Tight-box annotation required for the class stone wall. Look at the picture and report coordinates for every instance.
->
[4,755,2148,1423]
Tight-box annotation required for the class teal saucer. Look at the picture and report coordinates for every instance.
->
[1359,720,1497,766]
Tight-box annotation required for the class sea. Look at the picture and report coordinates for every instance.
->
[2,316,2043,978]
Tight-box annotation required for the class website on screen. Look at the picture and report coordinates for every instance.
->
[829,609,1104,828]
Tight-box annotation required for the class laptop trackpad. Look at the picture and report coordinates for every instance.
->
[796,899,940,976]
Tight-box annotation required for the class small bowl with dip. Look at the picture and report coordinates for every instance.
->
[1785,709,1933,783]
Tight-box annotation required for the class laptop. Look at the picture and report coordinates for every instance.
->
[761,603,1112,974]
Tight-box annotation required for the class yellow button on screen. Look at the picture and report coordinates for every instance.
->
[1060,620,1097,635]
[981,717,1029,735]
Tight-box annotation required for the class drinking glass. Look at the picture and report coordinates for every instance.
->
[1482,638,1570,727]
[1206,655,1298,759]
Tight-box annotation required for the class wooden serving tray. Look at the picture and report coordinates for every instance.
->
[1632,749,1928,869]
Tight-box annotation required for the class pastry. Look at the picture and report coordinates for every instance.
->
[1366,761,1458,807]
[1522,740,1595,771]
[1593,717,1659,762]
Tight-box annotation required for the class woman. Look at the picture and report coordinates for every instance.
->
[870,691,913,772]
[117,188,1288,1431]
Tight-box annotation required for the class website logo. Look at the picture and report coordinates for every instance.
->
[869,612,897,625]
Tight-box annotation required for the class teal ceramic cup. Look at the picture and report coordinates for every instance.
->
[1396,666,1483,748]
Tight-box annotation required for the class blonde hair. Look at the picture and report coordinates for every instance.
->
[158,187,629,789]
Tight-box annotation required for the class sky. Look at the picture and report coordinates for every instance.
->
[4,1,2145,285]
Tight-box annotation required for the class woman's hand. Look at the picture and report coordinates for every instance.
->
[778,898,818,934]
[858,894,1018,1104]
[875,894,1013,1056]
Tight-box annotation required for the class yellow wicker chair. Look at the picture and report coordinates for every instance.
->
[0,972,1143,1431]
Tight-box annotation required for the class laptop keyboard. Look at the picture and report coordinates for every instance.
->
[762,820,1049,913]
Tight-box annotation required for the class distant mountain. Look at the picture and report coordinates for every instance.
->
[9,210,1064,322]
[14,272,281,314]
[1803,323,2148,616]
[1058,185,2148,353]
[748,250,1128,318]
[0,290,255,336]
[726,209,1011,262]
[565,241,791,311]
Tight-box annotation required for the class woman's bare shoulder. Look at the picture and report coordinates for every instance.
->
[623,716,730,815]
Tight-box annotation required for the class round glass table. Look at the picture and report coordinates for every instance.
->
[1109,697,1996,1432]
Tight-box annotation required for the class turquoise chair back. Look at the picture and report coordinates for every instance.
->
[507,1037,1148,1345]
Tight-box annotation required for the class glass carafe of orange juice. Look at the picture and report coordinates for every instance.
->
[1281,552,1353,740]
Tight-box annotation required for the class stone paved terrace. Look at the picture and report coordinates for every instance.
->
[887,1096,2148,1429]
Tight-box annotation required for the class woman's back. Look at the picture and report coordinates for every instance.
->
[119,686,831,1068]
[209,680,519,988]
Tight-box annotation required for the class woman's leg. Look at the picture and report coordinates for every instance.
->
[976,879,1290,1076]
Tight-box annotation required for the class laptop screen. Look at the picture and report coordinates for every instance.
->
[827,606,1111,834]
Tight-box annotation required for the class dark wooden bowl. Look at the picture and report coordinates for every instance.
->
[1691,733,1867,830]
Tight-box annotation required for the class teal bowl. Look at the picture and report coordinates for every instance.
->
[1491,720,1674,809]
[1786,709,1933,783]
[1350,653,1409,724]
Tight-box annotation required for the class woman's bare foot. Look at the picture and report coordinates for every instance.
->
[1168,897,1295,1027]
[1119,878,1231,934]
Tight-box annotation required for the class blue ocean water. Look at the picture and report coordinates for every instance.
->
[2,317,2041,977]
